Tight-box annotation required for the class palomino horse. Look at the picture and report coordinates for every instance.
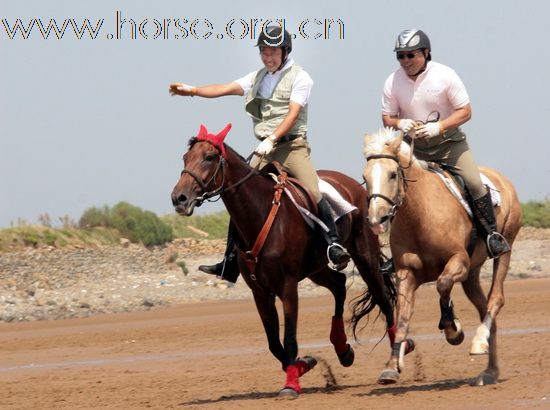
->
[171,124,397,397]
[361,128,522,386]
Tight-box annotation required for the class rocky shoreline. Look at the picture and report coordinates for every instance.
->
[1,229,548,323]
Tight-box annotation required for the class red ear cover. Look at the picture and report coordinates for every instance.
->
[195,123,231,157]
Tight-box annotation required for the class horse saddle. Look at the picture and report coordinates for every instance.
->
[424,161,501,219]
[260,161,357,230]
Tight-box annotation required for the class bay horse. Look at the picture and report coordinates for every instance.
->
[171,124,397,397]
[361,128,522,386]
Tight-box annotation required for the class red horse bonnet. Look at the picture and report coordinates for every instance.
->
[195,123,232,157]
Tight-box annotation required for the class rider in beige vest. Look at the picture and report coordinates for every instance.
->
[169,27,350,282]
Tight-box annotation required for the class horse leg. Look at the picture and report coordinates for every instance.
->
[378,268,416,385]
[470,252,511,385]
[461,266,489,354]
[252,291,287,368]
[436,253,469,345]
[460,265,496,384]
[309,268,354,367]
[278,278,313,398]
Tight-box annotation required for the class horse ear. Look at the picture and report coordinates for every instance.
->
[216,123,232,141]
[198,124,208,138]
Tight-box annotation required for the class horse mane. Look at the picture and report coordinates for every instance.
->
[362,127,412,159]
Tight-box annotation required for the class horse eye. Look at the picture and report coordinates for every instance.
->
[204,154,215,162]
[390,172,397,180]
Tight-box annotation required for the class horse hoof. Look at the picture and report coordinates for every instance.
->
[296,356,318,375]
[378,368,399,385]
[469,342,489,355]
[337,345,355,367]
[474,370,498,386]
[404,338,415,355]
[278,387,299,398]
[445,329,465,346]
[443,318,464,346]
[470,325,490,354]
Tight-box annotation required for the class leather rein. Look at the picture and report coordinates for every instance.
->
[180,151,258,207]
[181,147,287,280]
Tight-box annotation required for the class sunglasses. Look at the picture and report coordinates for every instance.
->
[396,51,423,60]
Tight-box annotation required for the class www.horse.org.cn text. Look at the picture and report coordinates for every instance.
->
[1,12,345,41]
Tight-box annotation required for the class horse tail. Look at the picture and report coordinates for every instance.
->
[350,265,397,341]
[382,268,397,309]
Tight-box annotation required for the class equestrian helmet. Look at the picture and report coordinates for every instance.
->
[394,29,431,52]
[256,26,292,54]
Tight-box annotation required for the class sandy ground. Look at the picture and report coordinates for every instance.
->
[1,277,549,410]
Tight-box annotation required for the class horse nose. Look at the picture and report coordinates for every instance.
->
[171,191,187,207]
[367,215,380,227]
[367,216,385,235]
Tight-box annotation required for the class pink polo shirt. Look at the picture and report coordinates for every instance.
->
[381,61,470,122]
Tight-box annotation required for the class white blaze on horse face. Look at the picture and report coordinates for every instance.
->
[367,162,388,233]
[371,162,384,208]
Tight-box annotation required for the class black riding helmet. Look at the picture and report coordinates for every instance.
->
[394,29,431,61]
[256,26,292,54]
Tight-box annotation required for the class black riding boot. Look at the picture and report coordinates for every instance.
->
[472,191,511,258]
[198,221,240,283]
[317,198,351,270]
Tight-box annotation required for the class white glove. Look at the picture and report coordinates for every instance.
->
[169,83,197,96]
[255,135,277,156]
[415,122,442,139]
[397,119,416,133]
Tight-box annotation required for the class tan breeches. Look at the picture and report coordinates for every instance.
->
[414,139,487,200]
[251,137,322,202]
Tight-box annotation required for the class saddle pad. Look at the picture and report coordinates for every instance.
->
[433,171,501,218]
[319,179,357,221]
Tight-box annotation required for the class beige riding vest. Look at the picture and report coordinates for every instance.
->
[244,64,308,139]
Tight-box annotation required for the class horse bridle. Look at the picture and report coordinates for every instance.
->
[365,153,406,224]
[180,145,259,207]
[180,155,226,206]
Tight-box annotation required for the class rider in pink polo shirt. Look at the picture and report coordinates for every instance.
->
[381,29,510,258]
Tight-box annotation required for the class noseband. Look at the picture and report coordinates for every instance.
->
[181,155,226,206]
[180,146,259,207]
[365,154,406,224]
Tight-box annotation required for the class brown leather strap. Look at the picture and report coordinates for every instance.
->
[241,172,287,277]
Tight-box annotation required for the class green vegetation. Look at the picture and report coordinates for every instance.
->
[162,211,230,240]
[521,198,550,228]
[79,202,173,246]
[0,203,229,252]
[177,260,189,276]
[1,198,547,252]
[0,225,121,252]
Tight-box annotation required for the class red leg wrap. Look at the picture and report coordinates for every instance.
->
[330,316,349,355]
[387,324,397,346]
[284,364,301,393]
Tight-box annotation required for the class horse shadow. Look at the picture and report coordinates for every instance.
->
[179,376,504,406]
[357,377,501,397]
[178,384,362,406]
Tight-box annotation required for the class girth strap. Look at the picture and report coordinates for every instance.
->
[238,172,288,279]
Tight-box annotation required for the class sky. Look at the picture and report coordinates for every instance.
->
[1,0,549,228]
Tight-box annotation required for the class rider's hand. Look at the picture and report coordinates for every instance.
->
[169,83,197,96]
[397,119,416,133]
[255,135,277,156]
[415,122,443,139]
